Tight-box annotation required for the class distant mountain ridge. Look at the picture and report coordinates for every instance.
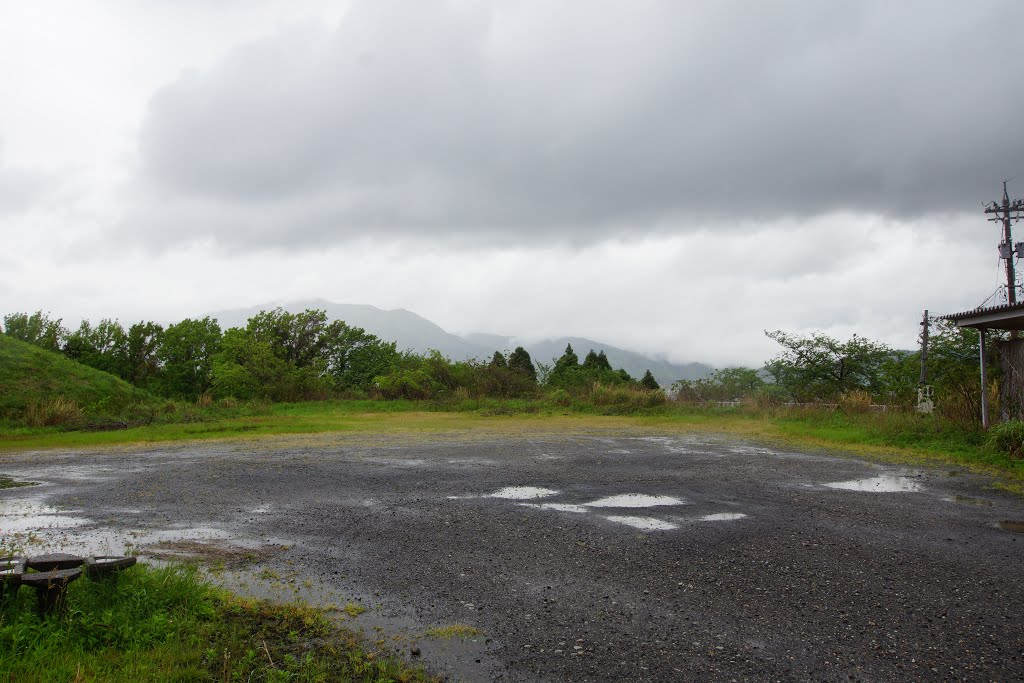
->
[205,299,711,386]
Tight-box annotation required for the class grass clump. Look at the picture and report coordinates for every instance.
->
[424,624,480,640]
[0,563,437,683]
[988,420,1024,460]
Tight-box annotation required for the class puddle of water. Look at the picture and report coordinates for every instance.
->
[998,520,1024,534]
[518,503,589,514]
[486,487,559,500]
[0,500,89,533]
[700,513,747,522]
[583,494,684,508]
[824,475,922,493]
[605,516,679,531]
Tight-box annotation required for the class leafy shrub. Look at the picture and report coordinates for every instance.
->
[546,388,572,407]
[374,369,437,400]
[988,420,1024,459]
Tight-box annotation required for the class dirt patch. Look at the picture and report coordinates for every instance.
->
[145,540,286,568]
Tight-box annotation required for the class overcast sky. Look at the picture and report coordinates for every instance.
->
[2,0,1022,367]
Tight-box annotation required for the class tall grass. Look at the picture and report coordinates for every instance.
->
[0,563,435,682]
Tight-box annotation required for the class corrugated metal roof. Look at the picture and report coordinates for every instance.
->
[939,300,1024,321]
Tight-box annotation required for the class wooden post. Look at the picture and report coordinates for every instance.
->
[980,328,990,429]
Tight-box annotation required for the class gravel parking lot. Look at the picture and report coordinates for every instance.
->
[2,432,1023,681]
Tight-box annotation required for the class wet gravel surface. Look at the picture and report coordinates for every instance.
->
[2,432,1024,682]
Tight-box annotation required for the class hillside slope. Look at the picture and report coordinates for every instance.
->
[0,335,157,425]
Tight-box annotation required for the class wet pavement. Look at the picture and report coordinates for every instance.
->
[2,432,1024,681]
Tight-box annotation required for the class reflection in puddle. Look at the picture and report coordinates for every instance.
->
[824,475,922,492]
[700,512,747,522]
[486,487,559,500]
[605,516,679,531]
[584,494,684,508]
[998,520,1024,534]
[518,503,589,514]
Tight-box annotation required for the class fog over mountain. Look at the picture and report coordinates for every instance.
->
[207,299,711,387]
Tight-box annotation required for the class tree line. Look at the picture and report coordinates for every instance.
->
[674,323,993,421]
[1,309,662,402]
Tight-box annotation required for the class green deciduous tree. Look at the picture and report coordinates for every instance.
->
[2,311,67,351]
[64,319,129,379]
[764,330,893,402]
[159,317,222,399]
[673,367,766,402]
[125,321,165,390]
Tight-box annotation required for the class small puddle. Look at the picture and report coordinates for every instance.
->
[700,513,747,522]
[945,495,992,506]
[518,503,589,514]
[605,516,679,531]
[584,494,684,508]
[824,475,922,493]
[485,487,559,500]
[998,520,1024,534]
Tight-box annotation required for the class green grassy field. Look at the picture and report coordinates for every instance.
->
[2,398,1021,487]
[0,563,435,683]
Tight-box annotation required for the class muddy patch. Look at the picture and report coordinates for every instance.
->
[145,539,288,568]
[997,520,1024,534]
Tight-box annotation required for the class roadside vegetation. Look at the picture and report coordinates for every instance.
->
[3,308,1024,483]
[0,562,435,683]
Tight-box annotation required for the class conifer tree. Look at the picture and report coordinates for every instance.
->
[640,369,660,390]
[508,346,537,381]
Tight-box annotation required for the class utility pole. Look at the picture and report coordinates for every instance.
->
[916,309,934,414]
[986,181,1024,305]
[918,309,929,385]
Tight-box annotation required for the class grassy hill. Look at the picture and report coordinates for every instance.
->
[0,335,160,427]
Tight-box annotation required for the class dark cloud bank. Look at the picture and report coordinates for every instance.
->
[133,0,1024,248]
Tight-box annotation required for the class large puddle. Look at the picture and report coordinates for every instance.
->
[583,494,684,508]
[0,500,89,532]
[824,475,922,492]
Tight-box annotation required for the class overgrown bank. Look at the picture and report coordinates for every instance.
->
[0,562,436,683]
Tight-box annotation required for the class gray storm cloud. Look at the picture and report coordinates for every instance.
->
[134,0,1024,248]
